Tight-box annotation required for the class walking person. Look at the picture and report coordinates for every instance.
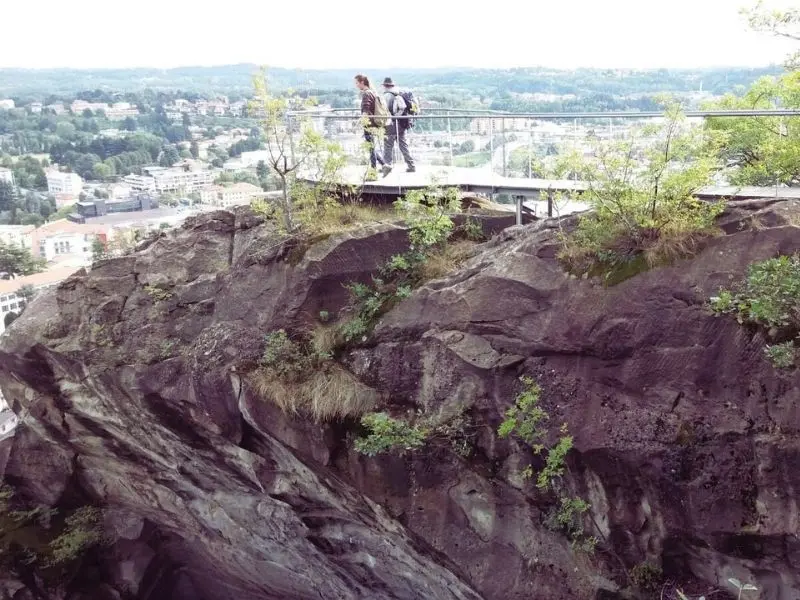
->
[382,77,416,175]
[354,74,388,180]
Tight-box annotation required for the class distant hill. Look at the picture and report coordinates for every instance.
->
[0,64,783,100]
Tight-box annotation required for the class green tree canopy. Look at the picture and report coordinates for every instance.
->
[0,241,45,277]
[159,145,180,167]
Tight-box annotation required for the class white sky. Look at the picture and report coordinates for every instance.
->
[0,0,796,70]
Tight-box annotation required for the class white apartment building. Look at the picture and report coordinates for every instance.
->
[0,266,79,335]
[46,103,66,115]
[0,167,14,186]
[239,150,272,168]
[199,183,263,208]
[124,167,214,194]
[0,225,34,250]
[28,219,109,263]
[46,171,83,197]
[70,101,139,119]
[122,174,157,193]
[0,99,15,110]
[29,102,43,114]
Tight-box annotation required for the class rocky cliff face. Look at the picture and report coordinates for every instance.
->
[1,202,799,600]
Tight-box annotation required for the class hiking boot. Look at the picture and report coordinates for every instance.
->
[406,166,416,173]
[382,165,393,177]
[366,172,378,182]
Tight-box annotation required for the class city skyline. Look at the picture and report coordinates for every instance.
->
[0,0,796,71]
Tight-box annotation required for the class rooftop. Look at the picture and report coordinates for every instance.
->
[86,207,184,226]
[0,266,80,295]
[34,219,109,236]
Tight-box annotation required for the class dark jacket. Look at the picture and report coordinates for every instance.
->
[360,89,377,116]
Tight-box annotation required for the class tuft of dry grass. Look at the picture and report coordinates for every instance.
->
[310,323,341,357]
[643,227,719,266]
[304,202,394,237]
[417,240,477,282]
[248,363,377,422]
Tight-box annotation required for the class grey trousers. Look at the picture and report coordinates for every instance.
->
[384,123,415,168]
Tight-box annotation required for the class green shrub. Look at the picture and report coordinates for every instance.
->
[48,507,104,565]
[546,496,596,551]
[498,377,595,550]
[394,185,461,249]
[711,254,800,370]
[712,254,800,329]
[144,284,173,302]
[765,342,796,368]
[498,376,548,453]
[354,413,428,456]
[261,330,309,380]
[630,562,664,594]
[559,103,723,280]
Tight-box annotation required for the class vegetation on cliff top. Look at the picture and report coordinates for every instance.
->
[558,102,724,283]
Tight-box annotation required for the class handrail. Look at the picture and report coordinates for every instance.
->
[286,109,800,120]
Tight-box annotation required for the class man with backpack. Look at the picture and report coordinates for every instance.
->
[381,77,417,175]
[354,74,388,180]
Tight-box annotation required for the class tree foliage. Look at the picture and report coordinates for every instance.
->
[745,1,800,68]
[560,103,723,278]
[706,71,800,186]
[0,241,45,276]
[354,412,428,456]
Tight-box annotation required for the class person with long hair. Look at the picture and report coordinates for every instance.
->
[354,74,387,179]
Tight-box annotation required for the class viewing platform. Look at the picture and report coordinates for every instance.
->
[299,165,800,219]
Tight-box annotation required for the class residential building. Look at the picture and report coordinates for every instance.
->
[29,102,43,114]
[0,167,14,186]
[0,266,80,335]
[0,99,15,110]
[124,166,214,194]
[46,103,66,115]
[46,170,83,198]
[0,225,34,250]
[122,174,157,193]
[71,100,107,114]
[239,150,272,168]
[0,411,18,440]
[106,102,139,119]
[199,183,264,208]
[28,219,110,262]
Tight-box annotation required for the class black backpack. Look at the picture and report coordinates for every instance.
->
[399,90,419,129]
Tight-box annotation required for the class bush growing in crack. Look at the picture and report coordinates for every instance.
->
[711,253,800,370]
[498,376,597,551]
[249,329,376,421]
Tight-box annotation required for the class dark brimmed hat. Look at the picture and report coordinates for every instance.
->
[382,77,395,87]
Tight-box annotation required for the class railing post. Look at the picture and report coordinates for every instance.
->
[515,195,523,226]
[489,118,494,175]
[528,126,533,179]
[447,111,453,167]
[502,117,507,178]
[547,189,554,218]
[286,114,296,166]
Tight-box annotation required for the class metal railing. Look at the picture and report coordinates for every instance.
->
[285,107,800,183]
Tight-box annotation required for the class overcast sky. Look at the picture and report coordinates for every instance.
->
[0,0,796,70]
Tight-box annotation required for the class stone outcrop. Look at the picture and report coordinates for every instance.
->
[1,201,799,600]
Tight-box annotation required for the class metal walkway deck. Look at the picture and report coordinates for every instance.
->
[300,165,800,201]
